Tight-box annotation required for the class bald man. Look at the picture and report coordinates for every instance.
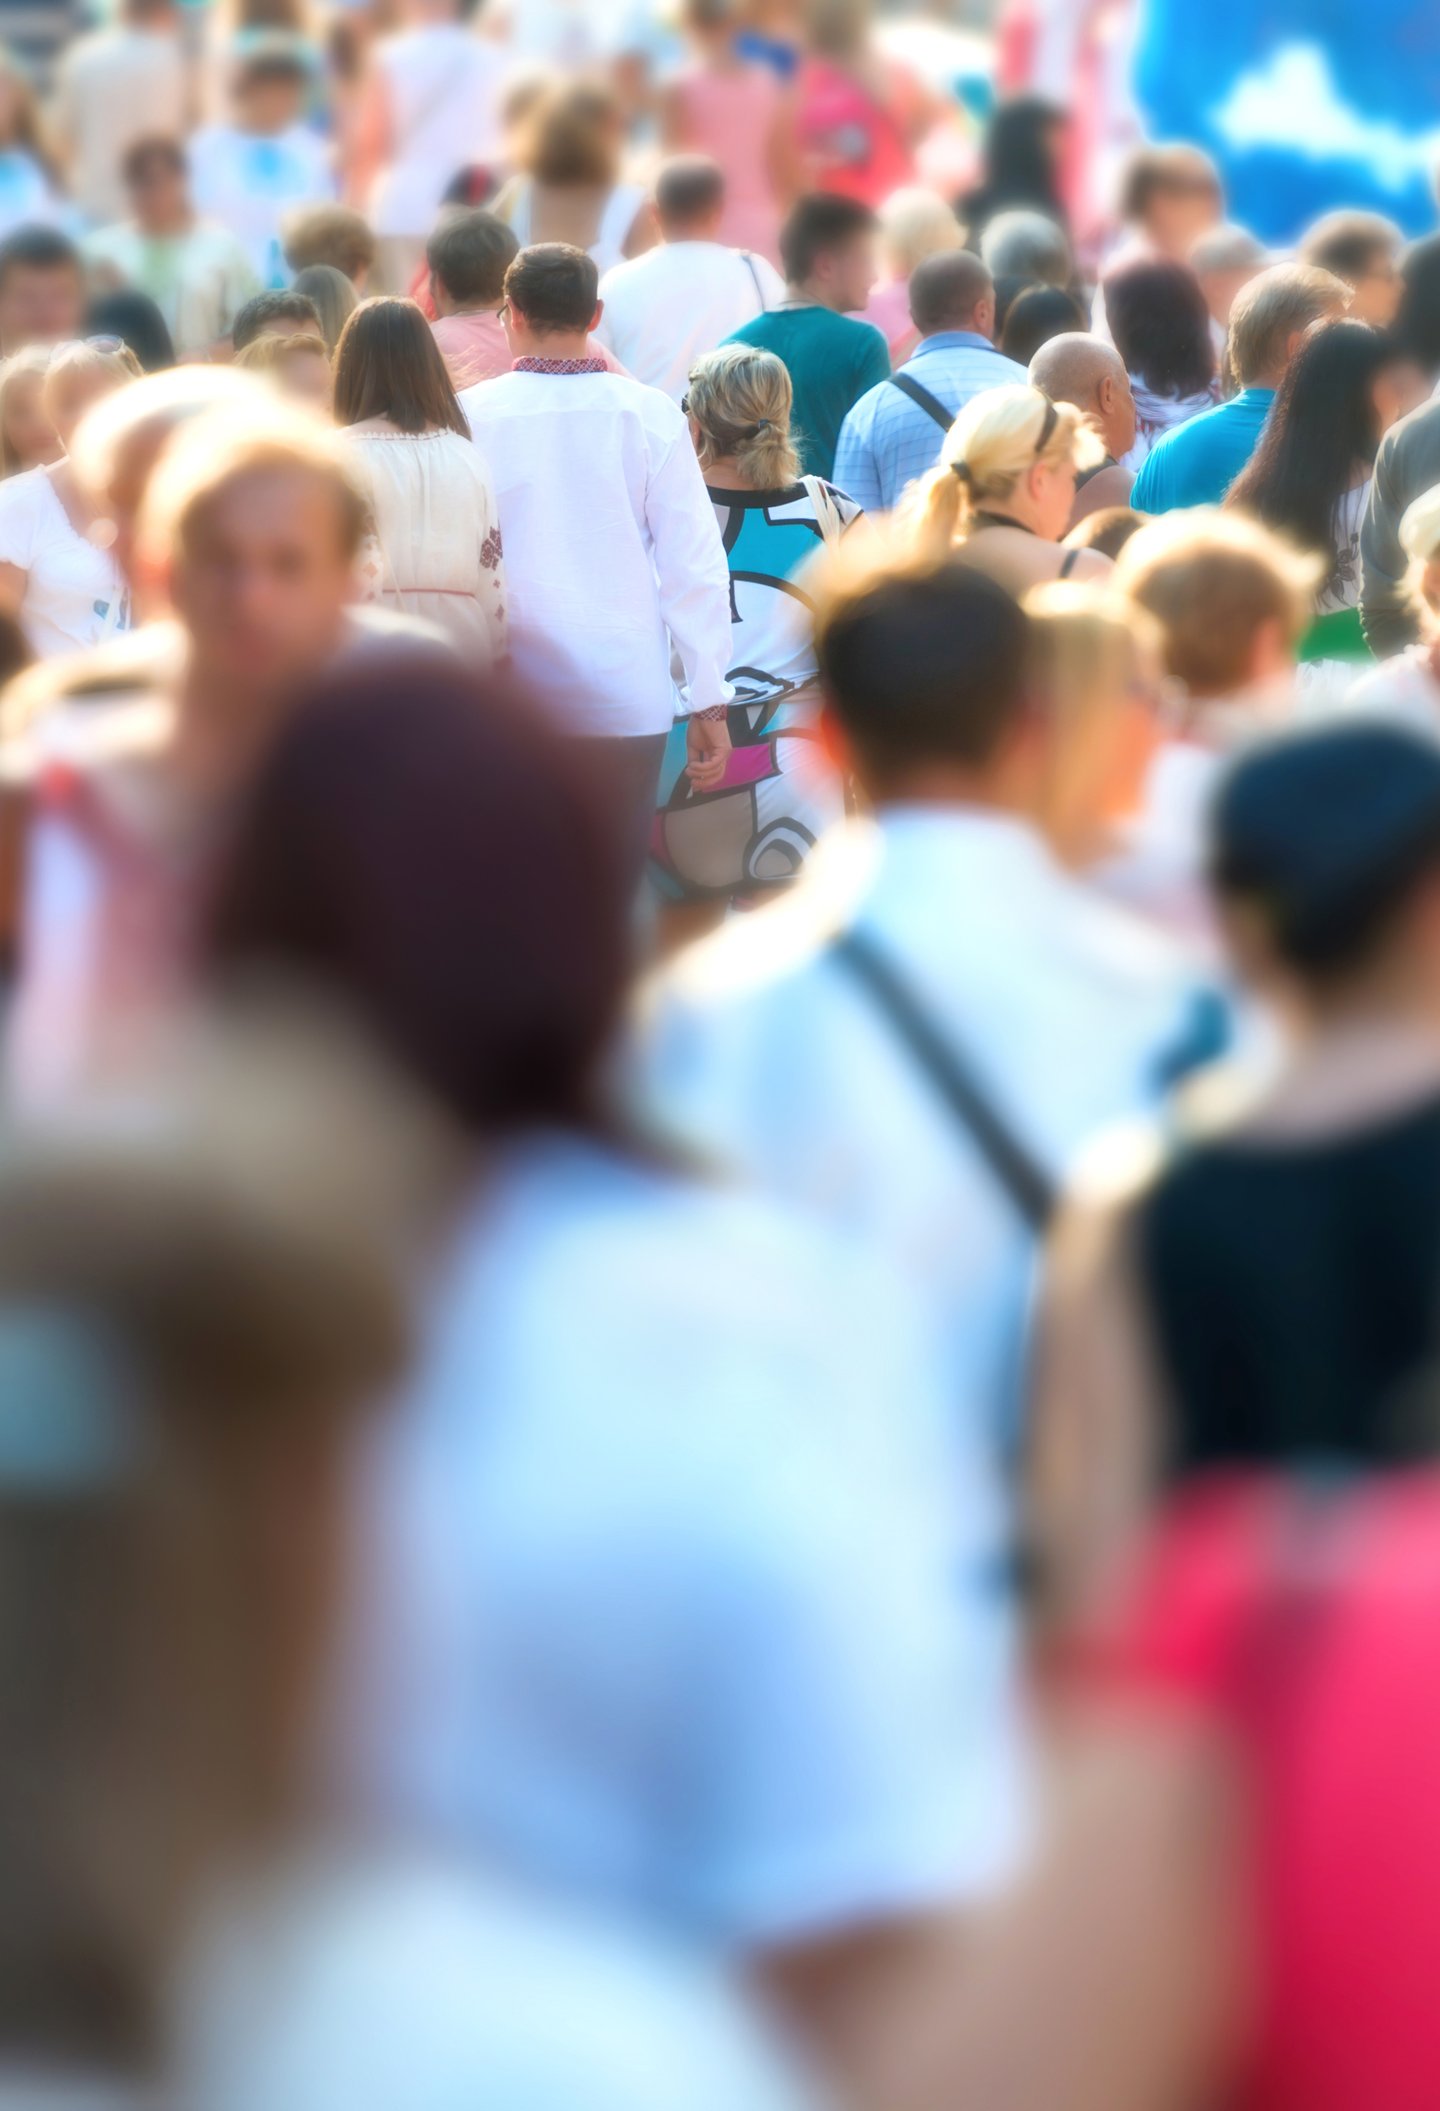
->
[834,249,1026,513]
[1028,332,1137,527]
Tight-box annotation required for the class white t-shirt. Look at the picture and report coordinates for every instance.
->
[0,468,129,661]
[367,25,507,237]
[347,1135,1028,1944]
[596,241,785,403]
[188,123,334,286]
[53,27,188,225]
[461,369,733,736]
[176,1852,819,2111]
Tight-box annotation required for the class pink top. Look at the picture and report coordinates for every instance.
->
[430,311,628,393]
[669,60,786,264]
[856,278,919,364]
[797,55,922,207]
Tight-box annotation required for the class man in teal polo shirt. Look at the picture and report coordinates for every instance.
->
[724,193,889,483]
[1132,262,1349,513]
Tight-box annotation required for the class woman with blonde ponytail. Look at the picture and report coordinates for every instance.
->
[651,342,861,944]
[909,381,1112,593]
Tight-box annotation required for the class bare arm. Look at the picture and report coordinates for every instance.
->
[0,562,28,619]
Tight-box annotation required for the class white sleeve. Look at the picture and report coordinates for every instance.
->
[645,431,734,717]
[0,475,43,571]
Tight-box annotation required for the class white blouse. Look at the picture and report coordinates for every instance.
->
[0,468,129,661]
[344,427,507,668]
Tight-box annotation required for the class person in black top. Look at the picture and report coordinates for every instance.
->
[1031,719,1440,1626]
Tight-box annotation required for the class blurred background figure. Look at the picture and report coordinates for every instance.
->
[794,0,940,210]
[290,261,358,352]
[659,0,798,265]
[490,80,653,277]
[998,281,1085,364]
[1027,332,1137,525]
[189,42,332,289]
[0,54,61,239]
[50,0,186,229]
[85,137,257,362]
[0,229,84,356]
[1300,210,1405,329]
[234,323,333,409]
[980,206,1073,293]
[1101,256,1216,469]
[861,182,964,366]
[282,203,376,296]
[1188,221,1269,359]
[85,289,177,372]
[0,344,56,478]
[230,285,323,352]
[957,93,1069,252]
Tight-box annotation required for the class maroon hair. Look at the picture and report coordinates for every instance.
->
[203,659,632,1139]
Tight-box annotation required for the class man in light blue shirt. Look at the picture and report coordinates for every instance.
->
[834,251,1026,513]
[1132,260,1348,513]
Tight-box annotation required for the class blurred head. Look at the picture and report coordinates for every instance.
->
[502,244,600,354]
[1397,481,1440,624]
[1103,256,1215,400]
[1188,221,1269,330]
[332,296,465,435]
[912,382,1103,554]
[908,249,995,342]
[281,203,376,290]
[520,80,624,190]
[806,0,871,60]
[1028,331,1136,460]
[1211,721,1440,1018]
[653,155,725,243]
[0,227,84,356]
[425,209,518,317]
[977,95,1067,210]
[137,409,367,701]
[1394,234,1440,378]
[815,557,1032,803]
[231,289,323,354]
[877,186,963,284]
[1118,143,1223,256]
[69,364,267,589]
[1300,210,1403,329]
[1064,505,1144,562]
[683,0,739,45]
[85,292,176,375]
[288,264,357,354]
[233,329,333,414]
[998,283,1086,366]
[42,339,143,451]
[685,343,798,489]
[0,56,43,154]
[231,47,310,134]
[121,135,190,236]
[1228,263,1351,390]
[779,193,878,310]
[980,209,1071,289]
[1023,581,1166,865]
[1116,509,1317,701]
[0,1043,409,2077]
[204,666,632,1140]
[0,345,55,478]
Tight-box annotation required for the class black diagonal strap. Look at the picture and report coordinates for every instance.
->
[833,928,1058,1231]
[887,370,955,432]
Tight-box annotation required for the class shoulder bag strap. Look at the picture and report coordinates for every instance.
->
[833,926,1058,1231]
[887,369,955,432]
[739,250,769,313]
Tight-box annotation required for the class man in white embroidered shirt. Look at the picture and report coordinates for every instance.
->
[461,243,732,869]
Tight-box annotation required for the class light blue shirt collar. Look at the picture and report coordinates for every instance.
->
[911,331,997,357]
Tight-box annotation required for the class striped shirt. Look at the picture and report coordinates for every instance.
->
[833,332,1028,514]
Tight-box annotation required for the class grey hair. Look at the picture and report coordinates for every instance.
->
[980,209,1072,288]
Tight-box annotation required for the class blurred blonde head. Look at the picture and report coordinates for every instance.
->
[1399,482,1440,624]
[1024,581,1167,865]
[137,405,365,578]
[234,329,334,415]
[1115,507,1319,700]
[685,343,799,490]
[878,186,965,281]
[0,345,53,478]
[43,339,142,448]
[908,383,1103,558]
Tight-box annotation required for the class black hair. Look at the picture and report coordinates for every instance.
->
[999,283,1086,365]
[426,210,519,307]
[816,561,1030,780]
[0,225,81,295]
[1228,320,1396,589]
[992,273,1034,338]
[654,155,725,230]
[503,243,599,333]
[958,95,1068,246]
[1104,257,1215,400]
[231,289,322,352]
[779,194,878,286]
[1395,234,1440,376]
[85,290,176,373]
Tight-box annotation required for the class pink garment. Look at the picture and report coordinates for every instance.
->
[857,278,919,364]
[669,60,784,264]
[430,311,628,392]
[797,55,920,207]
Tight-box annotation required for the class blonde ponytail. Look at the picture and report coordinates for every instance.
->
[686,343,801,490]
[902,384,1103,553]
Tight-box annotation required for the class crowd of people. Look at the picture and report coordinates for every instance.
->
[5,0,1440,2106]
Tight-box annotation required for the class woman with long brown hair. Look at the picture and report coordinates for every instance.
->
[333,294,505,660]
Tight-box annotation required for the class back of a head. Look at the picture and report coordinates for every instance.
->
[1065,505,1144,562]
[426,209,519,308]
[1396,234,1440,374]
[816,558,1030,785]
[282,202,376,285]
[504,242,599,334]
[203,662,633,1140]
[85,289,176,374]
[979,208,1071,288]
[332,295,466,436]
[1228,263,1349,389]
[979,95,1065,203]
[780,193,877,286]
[1103,256,1214,398]
[1118,142,1221,228]
[290,263,358,352]
[1300,209,1401,287]
[1189,222,1269,277]
[999,283,1085,366]
[653,154,725,236]
[878,185,963,280]
[1116,508,1318,697]
[686,342,798,489]
[524,80,622,189]
[1027,329,1124,411]
[1212,720,1440,982]
[69,363,268,513]
[231,288,322,352]
[907,248,993,338]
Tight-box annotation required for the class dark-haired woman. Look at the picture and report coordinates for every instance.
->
[1103,257,1218,470]
[957,93,1069,251]
[334,294,506,660]
[1227,318,1410,697]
